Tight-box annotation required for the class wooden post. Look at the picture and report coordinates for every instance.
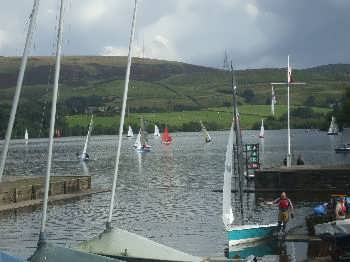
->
[31,185,35,200]
[14,188,17,203]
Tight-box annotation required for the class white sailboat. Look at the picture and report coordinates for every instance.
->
[154,124,160,137]
[134,118,151,152]
[259,119,264,138]
[200,120,212,143]
[25,129,29,144]
[79,115,93,161]
[328,116,339,135]
[127,125,134,137]
[224,67,277,248]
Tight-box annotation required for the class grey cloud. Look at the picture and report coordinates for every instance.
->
[0,0,349,69]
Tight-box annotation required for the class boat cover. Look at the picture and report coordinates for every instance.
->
[29,242,122,262]
[0,252,27,262]
[315,218,350,236]
[75,228,201,261]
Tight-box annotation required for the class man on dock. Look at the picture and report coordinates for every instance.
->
[273,192,294,233]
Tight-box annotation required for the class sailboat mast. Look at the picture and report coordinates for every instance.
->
[287,55,291,167]
[0,0,40,182]
[82,115,93,154]
[39,0,65,244]
[107,0,139,230]
[230,64,245,224]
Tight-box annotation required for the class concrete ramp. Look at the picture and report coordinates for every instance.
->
[76,228,202,262]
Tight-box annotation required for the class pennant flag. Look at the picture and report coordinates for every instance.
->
[288,63,293,83]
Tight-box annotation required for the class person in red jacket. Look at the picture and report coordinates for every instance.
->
[273,192,294,232]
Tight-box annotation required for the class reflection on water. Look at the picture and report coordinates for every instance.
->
[0,130,350,260]
[229,239,279,259]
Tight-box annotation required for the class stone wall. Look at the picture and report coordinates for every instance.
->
[0,176,91,205]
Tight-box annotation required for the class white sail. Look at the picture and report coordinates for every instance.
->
[223,123,234,229]
[328,116,339,135]
[259,119,264,138]
[25,129,29,144]
[154,125,160,137]
[82,115,94,157]
[134,130,142,150]
[127,125,134,137]
[200,121,212,142]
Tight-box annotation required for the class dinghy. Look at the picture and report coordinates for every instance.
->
[200,121,212,143]
[154,124,160,137]
[127,125,133,137]
[24,129,29,144]
[161,127,172,145]
[78,115,93,161]
[134,117,151,152]
[259,119,264,138]
[328,116,339,135]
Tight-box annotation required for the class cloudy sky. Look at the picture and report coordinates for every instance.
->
[0,0,349,69]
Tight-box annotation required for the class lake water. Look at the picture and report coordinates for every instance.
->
[0,129,350,260]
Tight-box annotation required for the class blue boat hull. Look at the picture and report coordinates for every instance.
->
[227,224,278,246]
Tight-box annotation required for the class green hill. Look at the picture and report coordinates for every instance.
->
[0,56,348,137]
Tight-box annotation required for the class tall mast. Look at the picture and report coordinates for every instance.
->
[38,0,65,244]
[230,63,244,224]
[106,0,139,230]
[0,0,40,182]
[287,55,291,167]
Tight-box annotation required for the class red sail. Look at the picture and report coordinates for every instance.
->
[162,127,172,143]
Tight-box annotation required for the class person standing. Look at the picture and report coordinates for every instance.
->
[273,192,294,232]
[335,197,347,220]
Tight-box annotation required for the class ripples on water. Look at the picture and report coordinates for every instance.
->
[0,130,350,259]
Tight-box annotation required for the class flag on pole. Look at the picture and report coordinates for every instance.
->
[288,62,293,83]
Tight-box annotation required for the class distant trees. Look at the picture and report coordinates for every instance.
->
[334,89,350,129]
[241,89,256,103]
[305,96,316,106]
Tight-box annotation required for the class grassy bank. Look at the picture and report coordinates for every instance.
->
[65,105,331,135]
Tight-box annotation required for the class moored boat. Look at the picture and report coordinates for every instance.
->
[335,144,350,153]
[223,67,277,248]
